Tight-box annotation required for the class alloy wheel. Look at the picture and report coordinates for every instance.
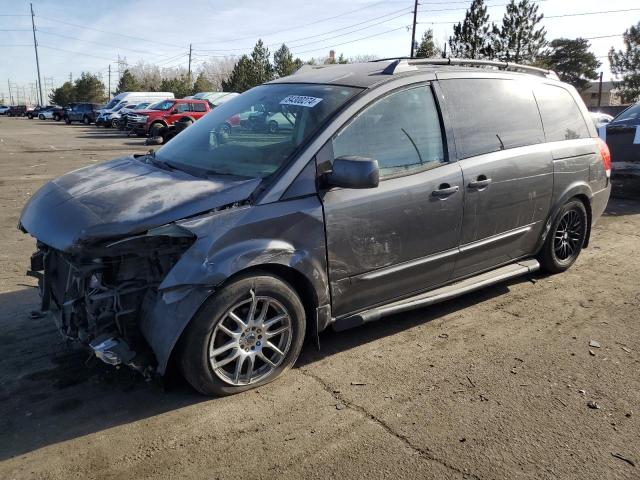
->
[553,209,585,262]
[208,292,292,386]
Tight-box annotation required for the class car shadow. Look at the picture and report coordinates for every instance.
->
[603,196,640,216]
[0,277,518,460]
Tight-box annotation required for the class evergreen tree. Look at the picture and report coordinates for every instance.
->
[115,69,139,95]
[609,21,640,103]
[274,44,299,77]
[49,81,76,106]
[497,0,546,63]
[192,71,215,94]
[449,0,495,59]
[159,75,192,98]
[538,38,600,91]
[222,55,256,93]
[74,72,107,103]
[251,39,274,85]
[415,29,441,58]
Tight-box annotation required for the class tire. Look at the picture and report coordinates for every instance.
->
[268,120,278,133]
[218,123,231,136]
[38,114,44,120]
[111,119,119,128]
[178,274,306,396]
[149,122,164,137]
[83,115,90,125]
[538,199,588,274]
[53,114,60,121]
[64,117,71,125]
[28,114,33,119]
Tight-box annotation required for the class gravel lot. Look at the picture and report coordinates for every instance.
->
[0,117,639,480]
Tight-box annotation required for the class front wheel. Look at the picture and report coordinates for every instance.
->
[178,274,306,396]
[538,199,588,274]
[53,114,60,121]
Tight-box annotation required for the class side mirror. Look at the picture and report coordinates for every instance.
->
[325,156,379,189]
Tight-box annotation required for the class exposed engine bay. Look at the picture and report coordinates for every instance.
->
[27,227,195,375]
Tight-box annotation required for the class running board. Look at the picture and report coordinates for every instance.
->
[333,259,540,331]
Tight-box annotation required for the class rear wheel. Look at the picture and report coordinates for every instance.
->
[178,274,306,396]
[538,199,588,273]
[64,117,71,125]
[268,120,278,133]
[83,115,90,125]
[53,114,60,121]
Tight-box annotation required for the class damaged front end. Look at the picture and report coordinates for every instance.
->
[28,224,195,376]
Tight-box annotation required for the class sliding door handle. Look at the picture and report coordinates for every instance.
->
[468,177,492,189]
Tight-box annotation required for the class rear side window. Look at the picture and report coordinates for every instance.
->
[534,84,590,142]
[332,85,445,178]
[191,102,207,112]
[613,103,640,123]
[440,79,544,159]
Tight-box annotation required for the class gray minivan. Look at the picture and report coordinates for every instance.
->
[19,59,611,395]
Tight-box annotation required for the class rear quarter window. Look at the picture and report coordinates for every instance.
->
[191,102,207,112]
[439,78,545,159]
[533,83,591,142]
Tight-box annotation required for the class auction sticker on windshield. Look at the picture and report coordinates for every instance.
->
[280,95,323,108]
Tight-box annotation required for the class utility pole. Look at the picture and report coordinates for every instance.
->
[69,72,72,83]
[410,0,419,58]
[597,71,603,108]
[188,43,193,83]
[30,3,44,105]
[108,64,111,99]
[8,79,13,105]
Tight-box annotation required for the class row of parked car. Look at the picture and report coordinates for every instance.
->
[1,91,241,143]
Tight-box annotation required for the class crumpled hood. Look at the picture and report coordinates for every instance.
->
[20,155,261,251]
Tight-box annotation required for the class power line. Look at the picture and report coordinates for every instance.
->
[291,24,411,56]
[35,15,186,49]
[419,7,640,24]
[36,29,165,56]
[198,0,392,45]
[194,6,413,52]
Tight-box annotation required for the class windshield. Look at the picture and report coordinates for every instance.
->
[103,98,119,110]
[613,103,640,123]
[156,84,360,179]
[149,100,175,111]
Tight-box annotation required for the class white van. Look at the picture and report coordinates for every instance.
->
[192,92,239,107]
[99,92,174,114]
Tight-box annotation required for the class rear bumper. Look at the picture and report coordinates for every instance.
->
[591,183,611,224]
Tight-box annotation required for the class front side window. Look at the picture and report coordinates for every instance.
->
[534,84,590,141]
[150,100,175,111]
[440,78,545,158]
[332,86,445,178]
[155,83,361,179]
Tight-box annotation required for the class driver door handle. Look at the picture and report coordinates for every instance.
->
[432,184,459,198]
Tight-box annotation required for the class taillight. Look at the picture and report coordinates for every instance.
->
[597,138,611,178]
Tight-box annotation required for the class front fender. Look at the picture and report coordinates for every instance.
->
[145,197,330,373]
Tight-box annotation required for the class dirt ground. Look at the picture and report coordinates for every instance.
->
[0,117,639,480]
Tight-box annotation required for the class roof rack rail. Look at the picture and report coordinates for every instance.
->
[376,57,558,80]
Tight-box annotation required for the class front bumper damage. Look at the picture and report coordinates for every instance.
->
[27,226,195,376]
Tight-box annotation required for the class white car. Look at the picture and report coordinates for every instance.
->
[590,111,614,129]
[0,105,9,115]
[38,106,62,120]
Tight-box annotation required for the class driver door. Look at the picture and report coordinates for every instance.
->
[321,85,464,316]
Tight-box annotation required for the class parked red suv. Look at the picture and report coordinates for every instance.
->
[129,99,211,136]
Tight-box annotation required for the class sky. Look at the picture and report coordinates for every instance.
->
[1,0,639,104]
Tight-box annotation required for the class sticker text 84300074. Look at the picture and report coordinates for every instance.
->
[280,95,323,108]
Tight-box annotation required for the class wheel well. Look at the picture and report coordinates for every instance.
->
[570,194,592,248]
[225,264,319,327]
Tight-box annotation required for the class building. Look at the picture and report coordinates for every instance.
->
[580,81,622,108]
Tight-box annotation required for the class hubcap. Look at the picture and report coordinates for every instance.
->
[208,291,292,386]
[553,209,584,262]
